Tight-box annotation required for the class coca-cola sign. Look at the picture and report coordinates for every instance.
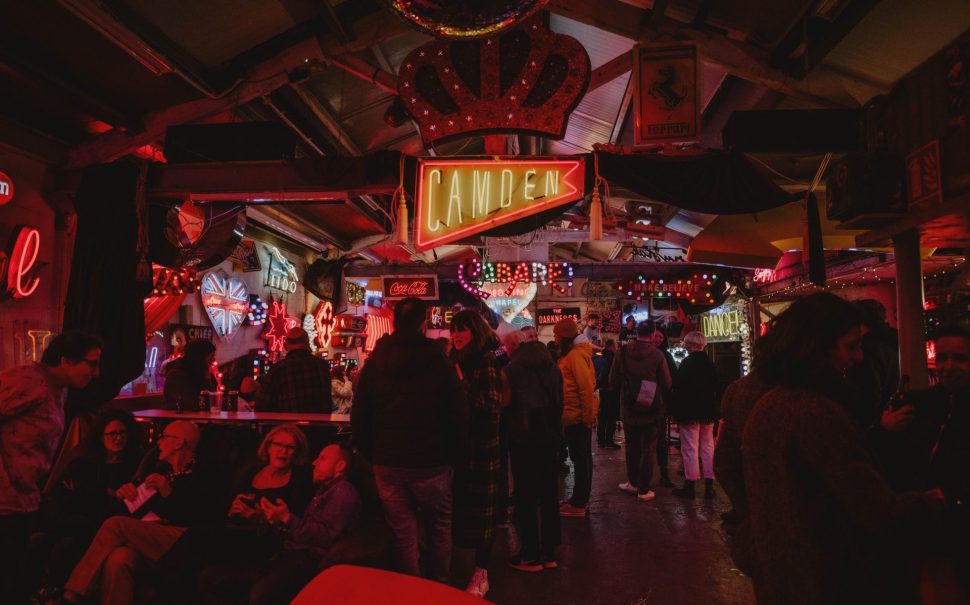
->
[383,275,439,300]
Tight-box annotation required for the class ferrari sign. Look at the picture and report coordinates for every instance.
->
[633,43,700,144]
[415,157,585,251]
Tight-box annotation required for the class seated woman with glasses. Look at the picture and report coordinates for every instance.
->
[30,410,145,597]
[223,425,313,555]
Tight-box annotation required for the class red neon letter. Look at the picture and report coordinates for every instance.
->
[9,227,40,298]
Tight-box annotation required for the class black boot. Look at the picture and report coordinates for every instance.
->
[704,479,716,500]
[672,480,695,498]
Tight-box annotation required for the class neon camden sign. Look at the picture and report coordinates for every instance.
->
[415,157,585,251]
[1,225,42,300]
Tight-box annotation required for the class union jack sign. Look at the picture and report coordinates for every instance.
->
[200,269,249,338]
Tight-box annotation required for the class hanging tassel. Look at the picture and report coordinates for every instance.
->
[396,188,408,244]
[590,184,603,240]
[589,152,604,240]
[395,153,408,244]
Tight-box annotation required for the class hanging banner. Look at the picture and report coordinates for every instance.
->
[633,43,700,145]
[383,275,439,300]
[415,157,585,251]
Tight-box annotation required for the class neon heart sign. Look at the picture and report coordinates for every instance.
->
[200,269,249,339]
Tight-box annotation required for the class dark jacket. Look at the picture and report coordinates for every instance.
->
[163,359,216,409]
[608,339,672,427]
[504,341,564,445]
[282,474,360,555]
[595,348,615,391]
[671,351,719,424]
[255,349,333,413]
[42,454,138,531]
[869,386,970,496]
[743,386,944,605]
[845,322,900,429]
[352,331,468,468]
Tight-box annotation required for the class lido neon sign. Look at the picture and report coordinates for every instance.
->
[1,225,42,300]
[415,157,585,251]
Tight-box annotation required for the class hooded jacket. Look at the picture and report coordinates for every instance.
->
[558,341,597,428]
[672,350,719,423]
[608,339,672,427]
[352,331,468,468]
[504,341,564,444]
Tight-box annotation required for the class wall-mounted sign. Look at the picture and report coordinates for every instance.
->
[701,307,745,342]
[331,334,365,348]
[263,300,300,352]
[0,171,14,206]
[616,272,719,305]
[427,305,456,329]
[458,259,574,299]
[752,268,775,284]
[346,282,366,305]
[483,281,536,327]
[383,275,439,300]
[333,314,367,334]
[365,313,392,352]
[2,225,42,300]
[537,307,581,326]
[415,157,585,251]
[265,246,299,293]
[631,246,686,263]
[151,266,198,297]
[906,139,942,211]
[200,270,249,339]
[633,43,700,145]
[365,289,383,307]
[313,300,335,349]
[230,239,262,272]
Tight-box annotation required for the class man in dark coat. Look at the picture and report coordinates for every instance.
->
[256,328,332,413]
[608,320,672,502]
[596,340,620,449]
[845,299,900,429]
[351,298,467,584]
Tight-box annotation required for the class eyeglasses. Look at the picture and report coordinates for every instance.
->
[103,430,127,439]
[269,441,297,452]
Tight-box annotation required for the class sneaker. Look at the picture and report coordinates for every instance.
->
[508,555,543,572]
[618,481,638,495]
[637,490,657,502]
[559,502,588,517]
[542,559,559,569]
[465,567,489,598]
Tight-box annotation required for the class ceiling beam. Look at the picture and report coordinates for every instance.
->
[549,0,854,108]
[588,50,633,93]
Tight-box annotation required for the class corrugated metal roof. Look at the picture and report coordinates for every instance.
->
[822,0,970,89]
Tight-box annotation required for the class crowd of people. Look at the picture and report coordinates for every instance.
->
[1,291,967,604]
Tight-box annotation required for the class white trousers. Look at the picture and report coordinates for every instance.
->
[679,422,715,481]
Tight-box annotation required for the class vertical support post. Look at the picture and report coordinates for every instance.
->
[892,228,928,388]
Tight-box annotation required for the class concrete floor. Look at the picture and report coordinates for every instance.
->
[451,429,757,605]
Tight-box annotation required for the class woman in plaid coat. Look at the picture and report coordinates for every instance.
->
[449,311,504,599]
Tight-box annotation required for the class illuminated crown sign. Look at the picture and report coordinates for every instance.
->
[398,16,591,145]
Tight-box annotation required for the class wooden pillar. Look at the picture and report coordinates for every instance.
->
[892,228,928,388]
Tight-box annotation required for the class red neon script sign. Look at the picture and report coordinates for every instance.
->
[3,226,42,299]
[0,172,14,206]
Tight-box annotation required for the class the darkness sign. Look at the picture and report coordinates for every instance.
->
[537,307,581,325]
[383,275,438,300]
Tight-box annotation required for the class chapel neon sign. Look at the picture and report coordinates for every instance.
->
[458,259,574,299]
[415,157,585,251]
[2,226,42,300]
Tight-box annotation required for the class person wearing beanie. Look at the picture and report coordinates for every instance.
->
[554,318,598,517]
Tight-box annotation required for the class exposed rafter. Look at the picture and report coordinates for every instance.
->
[549,0,863,108]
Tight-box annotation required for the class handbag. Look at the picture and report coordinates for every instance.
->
[621,346,658,408]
